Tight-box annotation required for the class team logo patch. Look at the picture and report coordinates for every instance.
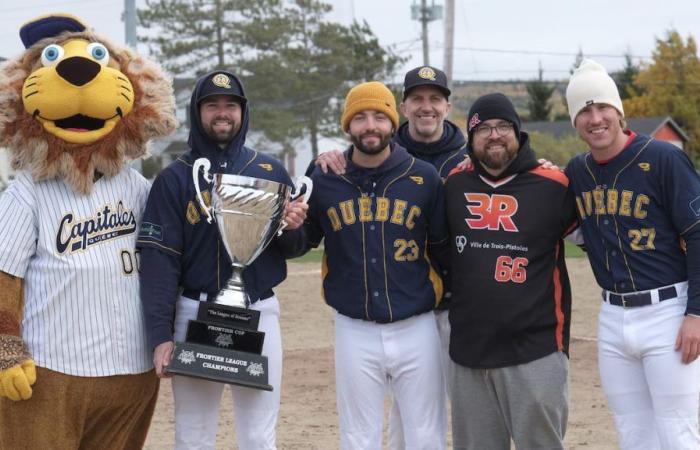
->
[198,191,212,215]
[212,73,231,89]
[690,196,700,217]
[257,163,273,171]
[139,222,163,241]
[418,66,437,81]
[468,113,481,132]
[247,362,265,377]
[177,350,196,365]
[186,201,201,225]
[215,333,234,348]
[638,162,651,171]
[409,176,424,185]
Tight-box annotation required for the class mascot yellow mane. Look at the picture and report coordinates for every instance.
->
[0,13,177,194]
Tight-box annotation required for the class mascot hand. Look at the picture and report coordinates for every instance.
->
[0,360,36,401]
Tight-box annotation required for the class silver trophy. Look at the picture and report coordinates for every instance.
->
[166,157,311,390]
[193,157,312,308]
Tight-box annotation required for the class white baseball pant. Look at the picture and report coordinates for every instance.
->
[389,308,452,450]
[334,311,446,450]
[598,282,700,450]
[171,295,282,450]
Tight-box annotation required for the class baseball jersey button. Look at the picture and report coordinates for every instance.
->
[611,250,617,256]
[370,225,376,230]
[373,291,379,297]
[371,258,377,263]
[370,192,376,197]
[603,219,609,225]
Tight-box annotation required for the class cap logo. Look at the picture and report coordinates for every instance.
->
[468,113,481,131]
[212,73,231,89]
[418,67,437,81]
[585,100,594,106]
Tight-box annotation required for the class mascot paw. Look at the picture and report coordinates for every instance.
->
[0,360,36,401]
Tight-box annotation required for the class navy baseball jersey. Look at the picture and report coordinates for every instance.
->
[137,73,304,349]
[446,134,577,368]
[305,144,449,323]
[565,132,700,314]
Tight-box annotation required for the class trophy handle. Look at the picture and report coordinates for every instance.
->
[291,175,313,203]
[193,158,214,224]
[277,176,313,236]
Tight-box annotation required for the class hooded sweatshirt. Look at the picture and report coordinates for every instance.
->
[138,72,304,349]
[394,119,466,178]
[445,132,577,368]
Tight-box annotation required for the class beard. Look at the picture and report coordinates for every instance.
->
[473,137,518,171]
[202,118,241,144]
[350,130,392,156]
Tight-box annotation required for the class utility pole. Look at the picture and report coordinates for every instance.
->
[421,0,429,65]
[412,1,442,67]
[124,0,141,172]
[443,0,454,86]
[124,0,137,48]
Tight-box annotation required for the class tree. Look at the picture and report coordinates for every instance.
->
[612,51,640,100]
[624,30,700,162]
[526,63,555,121]
[138,0,403,161]
[138,0,245,75]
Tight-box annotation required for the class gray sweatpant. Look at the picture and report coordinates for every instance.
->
[451,351,569,450]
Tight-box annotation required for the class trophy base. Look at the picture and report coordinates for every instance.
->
[197,302,260,330]
[186,320,265,354]
[167,342,272,391]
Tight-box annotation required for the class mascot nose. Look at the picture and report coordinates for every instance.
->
[56,57,101,87]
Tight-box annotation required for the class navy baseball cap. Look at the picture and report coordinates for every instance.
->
[402,66,451,100]
[196,71,247,105]
[20,13,87,49]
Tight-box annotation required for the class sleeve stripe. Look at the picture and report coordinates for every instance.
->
[136,239,182,255]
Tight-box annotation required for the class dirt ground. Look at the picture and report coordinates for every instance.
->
[144,258,619,449]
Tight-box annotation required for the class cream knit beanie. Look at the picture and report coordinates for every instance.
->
[566,59,624,125]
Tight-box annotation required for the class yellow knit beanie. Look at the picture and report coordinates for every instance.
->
[341,81,399,132]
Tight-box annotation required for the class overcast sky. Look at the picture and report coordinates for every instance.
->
[1,0,699,81]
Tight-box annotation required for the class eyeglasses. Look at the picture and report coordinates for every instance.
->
[473,122,514,138]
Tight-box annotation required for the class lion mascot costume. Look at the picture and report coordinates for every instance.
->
[0,13,177,449]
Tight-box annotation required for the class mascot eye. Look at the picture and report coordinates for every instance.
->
[40,44,65,66]
[86,43,110,65]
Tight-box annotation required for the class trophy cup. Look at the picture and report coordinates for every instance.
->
[166,158,311,390]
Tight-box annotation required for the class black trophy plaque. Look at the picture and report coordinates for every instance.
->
[167,303,272,391]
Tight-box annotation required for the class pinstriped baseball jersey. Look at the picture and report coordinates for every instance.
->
[0,168,152,376]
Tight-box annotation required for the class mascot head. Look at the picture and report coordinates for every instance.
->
[0,13,178,194]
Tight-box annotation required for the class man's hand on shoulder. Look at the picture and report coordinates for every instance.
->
[154,341,174,378]
[316,150,346,175]
[676,315,700,364]
[537,158,562,171]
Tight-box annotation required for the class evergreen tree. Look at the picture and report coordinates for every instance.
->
[612,51,640,100]
[138,0,403,160]
[526,63,554,121]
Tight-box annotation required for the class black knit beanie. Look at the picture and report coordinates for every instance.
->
[466,93,521,141]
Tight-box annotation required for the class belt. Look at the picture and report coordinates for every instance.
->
[603,285,678,308]
[181,289,274,303]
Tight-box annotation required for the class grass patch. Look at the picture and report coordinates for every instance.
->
[564,240,586,258]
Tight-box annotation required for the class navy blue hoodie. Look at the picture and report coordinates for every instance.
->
[138,71,304,349]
